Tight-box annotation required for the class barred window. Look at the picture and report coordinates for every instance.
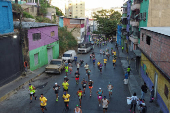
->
[32,33,41,41]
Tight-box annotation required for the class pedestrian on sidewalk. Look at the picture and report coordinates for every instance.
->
[141,82,148,100]
[24,61,28,72]
[53,83,60,101]
[127,92,138,113]
[29,83,37,103]
[127,66,131,76]
[124,72,129,84]
[149,86,154,103]
[122,46,124,52]
[39,94,47,113]
[102,96,109,113]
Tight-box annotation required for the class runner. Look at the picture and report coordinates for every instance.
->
[87,69,91,80]
[100,49,102,55]
[92,57,96,66]
[62,80,69,92]
[74,105,82,113]
[97,61,101,70]
[74,56,77,65]
[68,63,73,74]
[29,83,37,103]
[63,91,70,111]
[80,59,84,67]
[75,70,80,84]
[99,63,103,73]
[81,78,87,96]
[84,63,89,74]
[107,82,113,98]
[53,83,60,101]
[112,58,116,69]
[88,80,93,97]
[102,96,109,113]
[103,51,105,56]
[64,76,69,82]
[39,94,47,113]
[77,62,80,72]
[77,88,83,107]
[96,88,103,107]
[90,54,92,59]
[104,58,107,66]
[65,65,68,76]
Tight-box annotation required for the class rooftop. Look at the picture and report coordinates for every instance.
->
[140,27,170,37]
[13,21,57,29]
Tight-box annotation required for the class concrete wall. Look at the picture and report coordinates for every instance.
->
[21,4,37,17]
[139,29,170,76]
[28,26,58,51]
[0,34,23,86]
[29,41,59,71]
[147,0,170,27]
[0,1,14,34]
[141,53,170,113]
[139,0,149,29]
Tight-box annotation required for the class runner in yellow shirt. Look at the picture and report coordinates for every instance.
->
[62,80,69,92]
[104,58,107,66]
[63,91,70,111]
[97,61,100,70]
[112,58,116,69]
[39,94,47,112]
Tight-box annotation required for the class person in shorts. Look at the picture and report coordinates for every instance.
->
[112,58,116,69]
[102,96,109,113]
[64,76,69,82]
[77,88,83,107]
[81,78,87,96]
[39,94,47,113]
[29,83,37,103]
[88,80,93,97]
[96,88,103,107]
[75,71,80,84]
[53,83,60,101]
[107,82,113,98]
[62,80,69,92]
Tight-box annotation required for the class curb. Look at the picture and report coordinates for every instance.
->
[0,71,44,103]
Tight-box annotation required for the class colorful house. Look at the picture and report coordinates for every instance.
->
[139,27,170,113]
[14,22,59,71]
[0,1,23,86]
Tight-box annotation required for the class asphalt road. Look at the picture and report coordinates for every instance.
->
[0,42,130,113]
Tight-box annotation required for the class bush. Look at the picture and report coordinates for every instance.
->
[36,16,51,23]
[23,11,34,19]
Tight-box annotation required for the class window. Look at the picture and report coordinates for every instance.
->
[51,31,55,37]
[146,35,151,45]
[142,33,144,41]
[139,13,143,20]
[164,84,169,99]
[143,12,146,21]
[32,33,41,41]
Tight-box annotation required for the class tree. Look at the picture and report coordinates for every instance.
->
[54,7,64,16]
[93,9,121,38]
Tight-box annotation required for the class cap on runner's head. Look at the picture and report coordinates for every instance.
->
[104,96,106,98]
[55,83,57,85]
[29,83,31,85]
[76,105,79,107]
[99,88,101,90]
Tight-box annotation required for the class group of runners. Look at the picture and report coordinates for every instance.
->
[28,39,118,113]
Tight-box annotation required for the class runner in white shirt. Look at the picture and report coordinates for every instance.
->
[107,82,113,98]
[102,96,109,113]
[84,63,89,74]
[77,62,80,72]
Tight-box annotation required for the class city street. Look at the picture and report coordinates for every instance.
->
[0,42,131,113]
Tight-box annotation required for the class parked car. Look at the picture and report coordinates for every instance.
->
[45,59,65,74]
[62,50,76,62]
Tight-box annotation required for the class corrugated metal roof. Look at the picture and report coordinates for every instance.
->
[13,21,57,29]
[140,27,170,37]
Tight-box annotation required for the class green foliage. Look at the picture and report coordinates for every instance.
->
[53,7,64,16]
[23,11,34,19]
[58,27,77,54]
[93,9,121,37]
[12,3,23,13]
[93,30,100,34]
[36,16,52,23]
[39,0,51,16]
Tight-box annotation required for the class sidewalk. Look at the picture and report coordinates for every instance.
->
[0,65,46,102]
[118,47,161,113]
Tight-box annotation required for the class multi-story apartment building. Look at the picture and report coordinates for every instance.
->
[65,0,85,18]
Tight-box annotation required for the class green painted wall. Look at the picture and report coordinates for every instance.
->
[139,0,149,31]
[29,41,59,71]
[122,13,127,17]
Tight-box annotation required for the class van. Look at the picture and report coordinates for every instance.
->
[62,50,76,62]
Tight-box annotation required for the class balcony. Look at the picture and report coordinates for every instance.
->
[131,0,140,11]
[129,35,138,44]
[130,20,139,26]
